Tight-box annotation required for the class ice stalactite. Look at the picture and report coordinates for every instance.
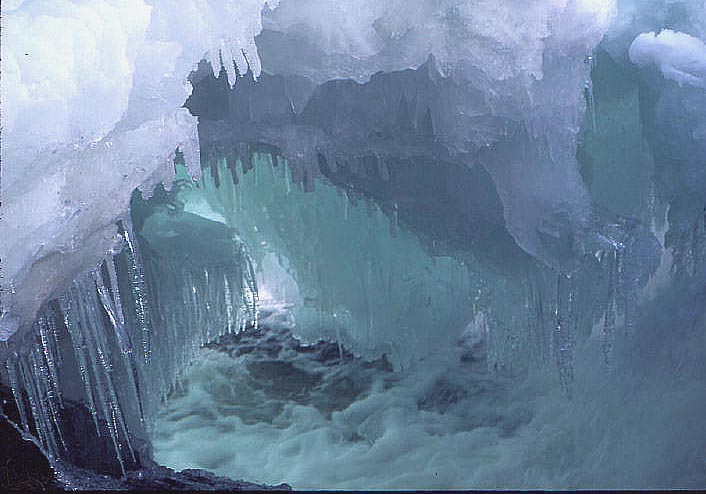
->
[63,278,137,475]
[584,53,598,133]
[601,249,620,368]
[551,275,569,395]
[95,257,145,424]
[172,141,657,395]
[4,272,142,474]
[2,195,261,475]
[118,220,153,366]
[184,152,475,369]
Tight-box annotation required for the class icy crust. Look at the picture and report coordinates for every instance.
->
[0,0,275,340]
[2,0,273,182]
[0,109,199,342]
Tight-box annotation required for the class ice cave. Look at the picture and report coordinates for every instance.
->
[1,0,706,490]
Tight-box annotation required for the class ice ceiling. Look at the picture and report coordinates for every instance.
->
[1,0,706,489]
[1,0,618,336]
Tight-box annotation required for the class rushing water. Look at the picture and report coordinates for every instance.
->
[153,302,706,490]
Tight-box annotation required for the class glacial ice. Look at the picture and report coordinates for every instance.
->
[1,0,706,490]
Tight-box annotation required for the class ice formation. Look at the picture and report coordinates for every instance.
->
[1,0,617,338]
[630,29,706,87]
[1,0,275,339]
[1,0,706,490]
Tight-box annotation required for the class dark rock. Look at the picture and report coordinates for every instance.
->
[0,415,58,492]
[55,461,291,491]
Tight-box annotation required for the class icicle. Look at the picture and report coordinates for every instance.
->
[60,292,100,433]
[74,278,131,475]
[390,202,399,238]
[28,343,65,455]
[602,250,617,369]
[6,355,31,433]
[36,316,62,407]
[237,241,259,331]
[584,53,597,132]
[91,271,142,448]
[118,220,152,364]
[18,354,58,457]
[106,258,126,332]
[613,247,630,340]
[94,265,145,424]
[586,80,597,132]
[554,274,574,396]
[224,273,234,333]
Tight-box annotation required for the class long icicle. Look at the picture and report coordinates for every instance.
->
[74,278,128,475]
[6,355,31,434]
[118,219,152,364]
[95,262,145,424]
[60,292,101,434]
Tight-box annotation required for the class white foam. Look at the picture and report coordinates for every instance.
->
[153,328,706,489]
